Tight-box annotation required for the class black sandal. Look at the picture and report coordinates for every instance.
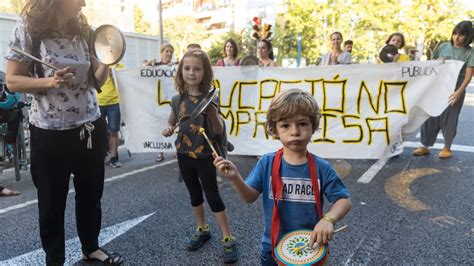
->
[155,152,164,162]
[82,247,123,265]
[0,186,21,196]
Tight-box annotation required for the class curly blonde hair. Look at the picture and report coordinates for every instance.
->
[265,89,321,137]
[21,0,90,39]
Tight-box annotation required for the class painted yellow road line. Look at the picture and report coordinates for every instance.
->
[384,168,441,211]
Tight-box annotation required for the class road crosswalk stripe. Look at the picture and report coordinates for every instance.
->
[0,160,177,215]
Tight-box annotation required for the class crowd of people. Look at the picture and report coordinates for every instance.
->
[1,0,473,264]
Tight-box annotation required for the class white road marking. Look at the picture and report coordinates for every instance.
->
[415,132,443,140]
[105,159,177,183]
[357,142,474,184]
[0,212,155,265]
[357,158,389,184]
[0,160,177,215]
[0,199,38,215]
[429,215,465,228]
[404,142,474,153]
[464,92,474,107]
[344,237,366,265]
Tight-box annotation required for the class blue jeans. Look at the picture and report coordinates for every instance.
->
[99,103,121,133]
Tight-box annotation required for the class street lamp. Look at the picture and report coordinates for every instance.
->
[157,0,163,45]
[297,33,302,67]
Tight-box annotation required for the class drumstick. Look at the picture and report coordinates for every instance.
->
[199,128,228,174]
[199,128,219,155]
[311,225,349,249]
[334,225,349,233]
[172,115,191,133]
[9,45,61,71]
[294,225,349,253]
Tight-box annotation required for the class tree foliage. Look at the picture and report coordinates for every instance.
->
[133,4,151,34]
[207,32,243,65]
[0,0,27,14]
[274,0,474,64]
[163,16,207,59]
[397,1,473,59]
[3,0,471,64]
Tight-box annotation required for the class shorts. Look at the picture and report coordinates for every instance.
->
[99,103,121,133]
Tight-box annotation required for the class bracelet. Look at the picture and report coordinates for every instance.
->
[322,214,335,225]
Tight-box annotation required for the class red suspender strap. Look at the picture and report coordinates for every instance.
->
[308,152,323,219]
[270,149,322,257]
[270,148,284,254]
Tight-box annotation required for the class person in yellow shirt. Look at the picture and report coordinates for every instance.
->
[385,32,410,62]
[98,63,124,168]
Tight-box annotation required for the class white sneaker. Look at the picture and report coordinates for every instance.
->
[109,159,122,168]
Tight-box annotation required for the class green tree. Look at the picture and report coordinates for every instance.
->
[399,0,473,59]
[0,0,27,14]
[275,0,401,64]
[10,0,27,13]
[163,16,207,59]
[134,4,151,34]
[239,27,258,59]
[274,0,325,65]
[207,32,244,65]
[345,0,402,63]
[273,0,473,64]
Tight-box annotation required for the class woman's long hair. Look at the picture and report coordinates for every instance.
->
[385,32,406,48]
[21,0,89,39]
[259,39,274,60]
[223,38,239,58]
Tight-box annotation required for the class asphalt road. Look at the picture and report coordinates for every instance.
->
[0,85,473,265]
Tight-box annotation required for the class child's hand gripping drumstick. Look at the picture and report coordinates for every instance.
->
[199,128,228,173]
[295,225,349,253]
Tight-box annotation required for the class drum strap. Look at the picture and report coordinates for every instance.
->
[270,148,323,259]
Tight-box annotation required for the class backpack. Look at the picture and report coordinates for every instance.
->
[171,94,229,158]
[30,28,102,93]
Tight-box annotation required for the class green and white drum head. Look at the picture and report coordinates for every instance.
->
[274,230,327,265]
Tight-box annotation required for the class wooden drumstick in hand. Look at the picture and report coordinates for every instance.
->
[199,128,219,155]
[199,128,228,174]
[309,225,349,250]
[172,115,191,133]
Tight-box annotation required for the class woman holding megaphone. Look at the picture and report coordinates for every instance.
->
[379,32,410,63]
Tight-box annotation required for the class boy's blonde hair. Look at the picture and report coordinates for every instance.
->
[175,49,214,95]
[265,89,321,137]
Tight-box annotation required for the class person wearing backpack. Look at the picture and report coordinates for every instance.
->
[4,0,122,264]
[162,50,238,264]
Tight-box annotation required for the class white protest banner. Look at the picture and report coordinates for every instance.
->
[114,60,463,159]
